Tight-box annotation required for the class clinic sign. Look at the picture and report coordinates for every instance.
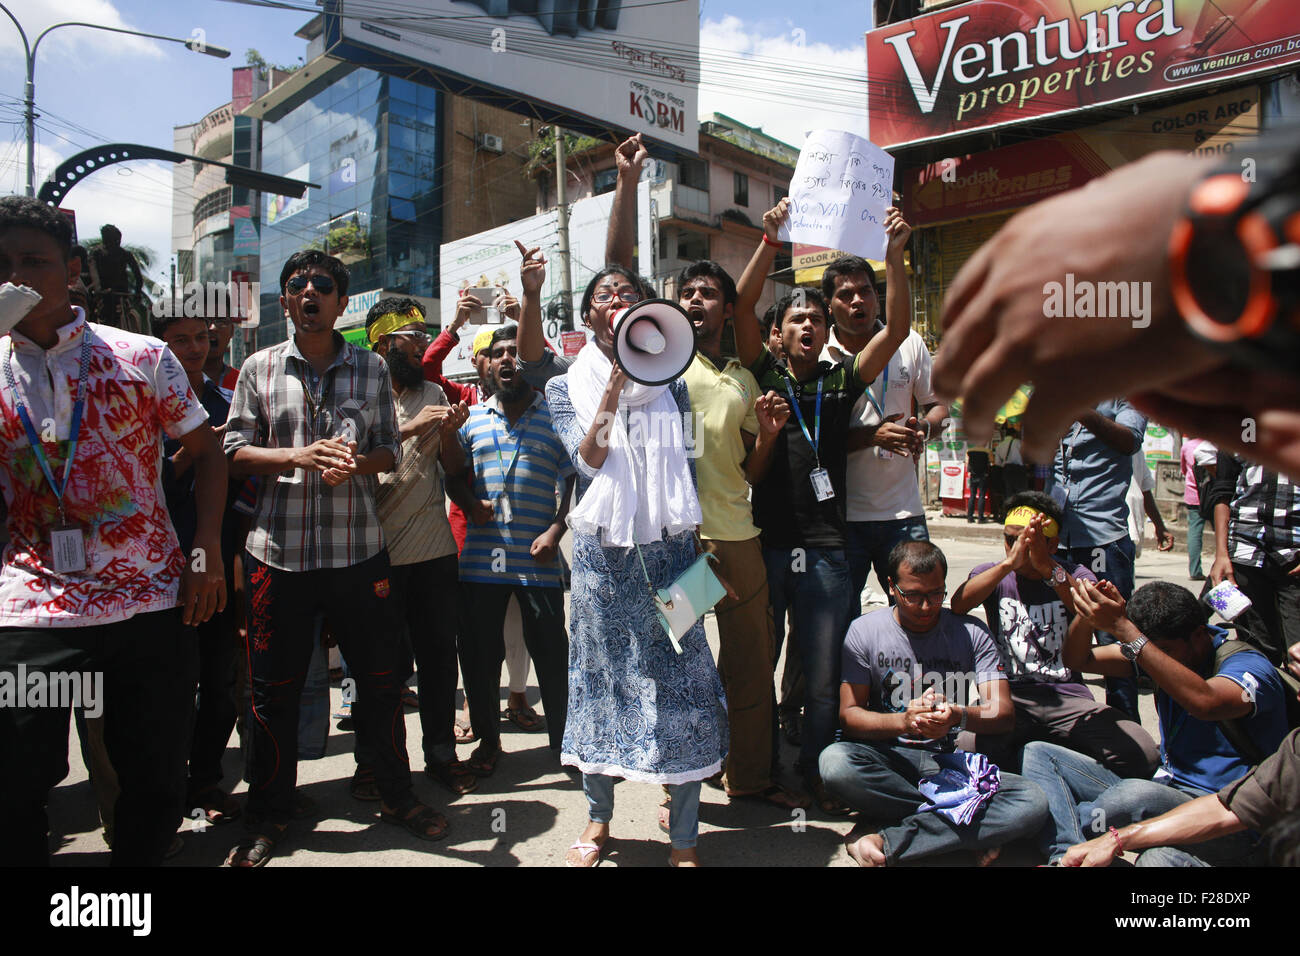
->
[866,0,1300,148]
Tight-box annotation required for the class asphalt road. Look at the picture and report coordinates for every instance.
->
[47,515,1204,867]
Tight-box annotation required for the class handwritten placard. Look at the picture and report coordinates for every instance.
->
[778,130,895,260]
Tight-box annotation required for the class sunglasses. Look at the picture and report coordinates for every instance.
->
[286,274,336,296]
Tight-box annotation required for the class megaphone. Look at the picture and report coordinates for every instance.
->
[611,298,697,386]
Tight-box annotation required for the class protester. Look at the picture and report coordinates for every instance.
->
[1180,435,1209,580]
[1023,580,1290,865]
[153,307,244,827]
[1126,449,1174,559]
[1061,643,1300,866]
[730,197,913,812]
[585,134,805,809]
[819,253,949,608]
[1207,453,1300,667]
[996,427,1027,500]
[440,321,574,775]
[820,541,1048,866]
[223,250,444,865]
[362,297,474,796]
[0,195,226,866]
[204,311,240,402]
[545,263,727,867]
[1051,400,1146,721]
[949,492,1158,777]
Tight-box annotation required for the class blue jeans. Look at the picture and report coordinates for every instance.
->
[845,516,930,609]
[1185,505,1206,577]
[819,742,1048,864]
[1062,538,1138,720]
[583,773,702,849]
[763,547,853,783]
[1020,741,1265,865]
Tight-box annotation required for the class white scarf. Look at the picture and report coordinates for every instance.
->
[566,342,700,548]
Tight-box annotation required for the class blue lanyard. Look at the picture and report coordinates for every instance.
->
[491,406,533,489]
[3,328,93,523]
[783,375,823,463]
[863,362,890,419]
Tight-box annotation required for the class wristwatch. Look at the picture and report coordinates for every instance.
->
[1049,564,1069,588]
[1168,137,1300,372]
[1120,635,1149,663]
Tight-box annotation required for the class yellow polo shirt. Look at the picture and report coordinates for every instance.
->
[683,352,761,541]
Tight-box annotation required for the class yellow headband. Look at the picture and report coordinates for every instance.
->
[1004,506,1059,539]
[472,329,495,356]
[367,308,424,347]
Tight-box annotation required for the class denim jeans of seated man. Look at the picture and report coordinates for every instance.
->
[1061,538,1138,721]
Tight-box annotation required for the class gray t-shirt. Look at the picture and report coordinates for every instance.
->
[841,607,1007,751]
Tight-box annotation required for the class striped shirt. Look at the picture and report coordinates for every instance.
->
[457,392,572,587]
[1213,455,1300,570]
[377,380,458,565]
[224,332,401,571]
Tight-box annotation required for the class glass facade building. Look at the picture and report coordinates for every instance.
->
[257,68,442,343]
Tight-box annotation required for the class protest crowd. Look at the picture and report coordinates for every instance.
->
[1,128,1298,870]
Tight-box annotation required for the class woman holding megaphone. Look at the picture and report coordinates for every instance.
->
[532,250,728,867]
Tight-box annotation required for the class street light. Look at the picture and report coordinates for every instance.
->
[0,3,231,197]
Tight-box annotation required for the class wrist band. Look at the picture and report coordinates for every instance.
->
[761,234,782,249]
[1108,826,1124,851]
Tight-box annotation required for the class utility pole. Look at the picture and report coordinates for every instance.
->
[0,3,228,196]
[554,125,573,328]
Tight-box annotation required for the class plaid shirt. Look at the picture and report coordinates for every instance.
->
[1210,455,1300,570]
[224,332,401,571]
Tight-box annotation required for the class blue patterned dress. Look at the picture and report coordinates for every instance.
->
[545,375,728,784]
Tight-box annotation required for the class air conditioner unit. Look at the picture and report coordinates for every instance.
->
[477,133,504,154]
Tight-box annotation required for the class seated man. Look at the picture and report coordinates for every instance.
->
[820,540,1048,866]
[1023,580,1290,865]
[1062,646,1300,866]
[950,491,1159,777]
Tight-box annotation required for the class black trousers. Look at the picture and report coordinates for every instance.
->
[357,554,461,770]
[244,550,412,824]
[188,600,237,797]
[459,582,568,752]
[0,608,196,866]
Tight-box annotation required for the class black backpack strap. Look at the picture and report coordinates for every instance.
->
[1213,640,1270,766]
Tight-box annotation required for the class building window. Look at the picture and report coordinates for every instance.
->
[592,167,618,196]
[677,230,708,262]
[734,173,748,207]
[679,158,708,191]
[193,187,232,223]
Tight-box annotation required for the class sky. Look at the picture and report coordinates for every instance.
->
[0,0,877,289]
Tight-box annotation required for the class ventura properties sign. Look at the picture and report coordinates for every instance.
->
[866,0,1300,148]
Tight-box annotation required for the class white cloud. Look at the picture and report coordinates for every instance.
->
[0,138,175,288]
[0,0,167,62]
[698,16,869,148]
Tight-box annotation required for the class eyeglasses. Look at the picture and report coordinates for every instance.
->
[891,584,947,607]
[592,289,642,305]
[386,329,431,348]
[286,274,336,296]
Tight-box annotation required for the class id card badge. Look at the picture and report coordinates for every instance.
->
[877,447,895,460]
[809,467,835,502]
[50,524,87,574]
[496,492,513,524]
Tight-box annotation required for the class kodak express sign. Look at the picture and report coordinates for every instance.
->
[866,0,1300,148]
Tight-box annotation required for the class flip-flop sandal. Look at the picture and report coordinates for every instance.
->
[502,705,544,732]
[454,716,477,745]
[380,803,448,842]
[224,826,287,868]
[350,769,383,801]
[191,787,242,826]
[467,745,502,777]
[658,797,671,835]
[426,759,479,796]
[565,840,604,867]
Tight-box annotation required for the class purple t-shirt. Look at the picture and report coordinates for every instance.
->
[968,560,1097,686]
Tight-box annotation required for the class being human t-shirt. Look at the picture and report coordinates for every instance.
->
[969,559,1097,685]
[841,607,1007,752]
